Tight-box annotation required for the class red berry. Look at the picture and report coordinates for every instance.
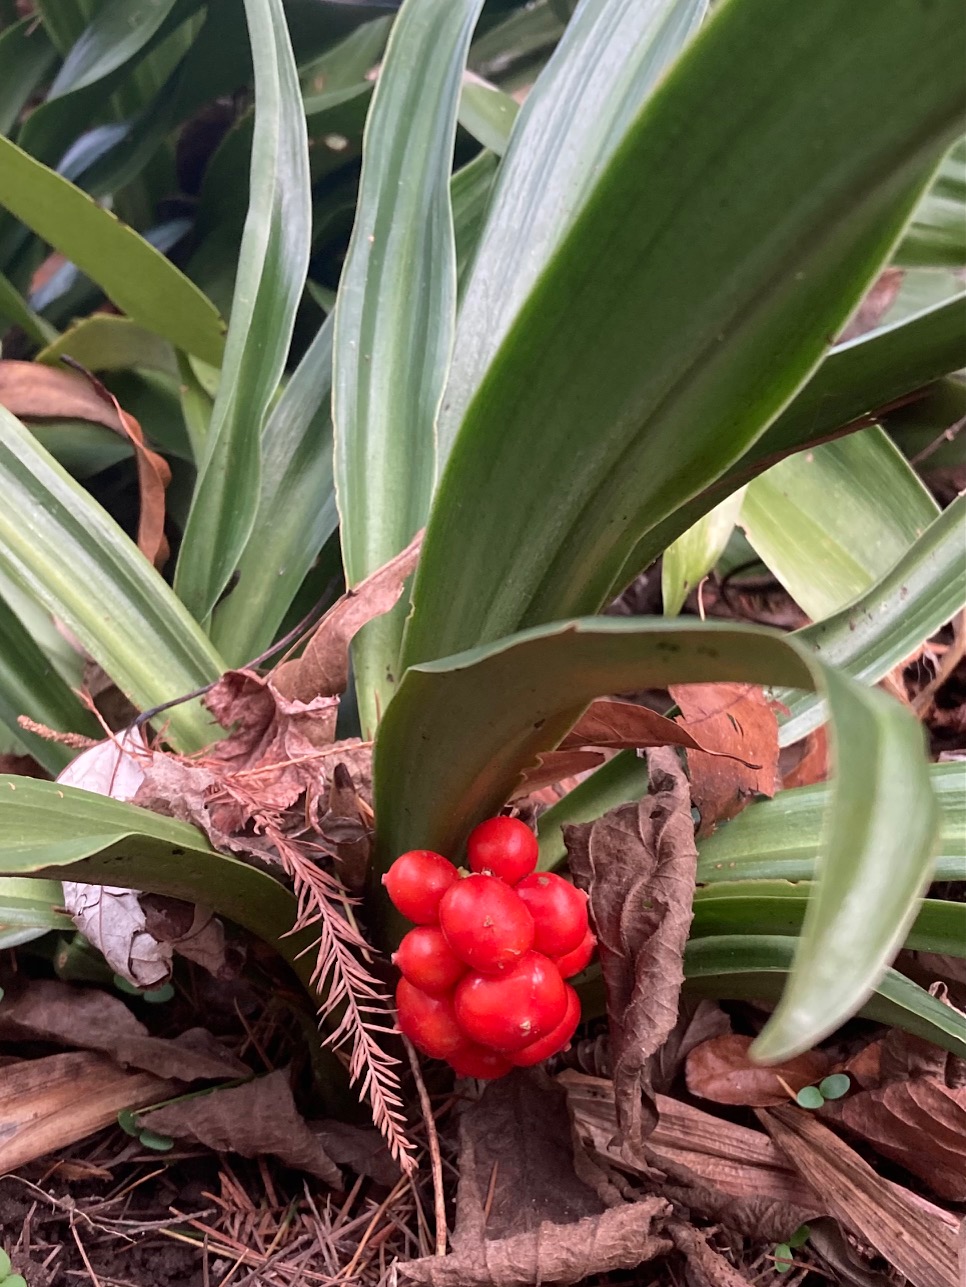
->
[383,850,458,924]
[439,874,534,973]
[454,951,567,1052]
[553,927,597,979]
[511,985,581,1066]
[515,872,588,956]
[393,927,466,995]
[467,816,538,885]
[448,1042,513,1080]
[395,979,465,1059]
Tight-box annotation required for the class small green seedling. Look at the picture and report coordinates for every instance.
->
[795,1073,850,1109]
[774,1224,810,1274]
[0,1245,27,1286]
[117,1108,174,1153]
[112,975,175,1004]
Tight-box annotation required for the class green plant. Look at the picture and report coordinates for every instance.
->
[0,0,962,1161]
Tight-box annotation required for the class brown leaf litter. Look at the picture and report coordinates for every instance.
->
[566,746,697,1150]
[685,1033,832,1107]
[668,682,780,834]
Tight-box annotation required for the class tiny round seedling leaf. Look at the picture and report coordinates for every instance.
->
[113,974,144,996]
[774,1243,794,1273]
[138,1129,175,1152]
[5,1275,27,1287]
[117,1109,141,1137]
[795,1085,825,1110]
[818,1073,850,1100]
[143,983,175,1004]
[789,1224,811,1249]
[0,1248,11,1276]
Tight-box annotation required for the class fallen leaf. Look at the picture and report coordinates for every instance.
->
[565,747,697,1149]
[512,749,606,796]
[666,1222,753,1287]
[668,683,779,835]
[138,1069,341,1186]
[561,699,761,769]
[780,727,829,789]
[0,980,248,1082]
[139,894,238,980]
[311,1118,400,1186]
[686,1034,831,1107]
[401,1069,671,1286]
[0,1051,174,1176]
[317,762,372,893]
[0,360,171,567]
[759,1104,962,1287]
[272,531,422,704]
[648,999,732,1096]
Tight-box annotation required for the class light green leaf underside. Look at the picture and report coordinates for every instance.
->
[662,489,746,616]
[894,137,966,269]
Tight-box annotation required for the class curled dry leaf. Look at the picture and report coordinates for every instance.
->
[759,1104,962,1287]
[566,747,697,1149]
[666,1221,754,1287]
[685,1034,831,1107]
[561,698,762,768]
[668,682,779,835]
[317,761,372,893]
[648,999,732,1096]
[138,1068,341,1186]
[272,530,423,704]
[0,359,171,567]
[401,1069,671,1287]
[780,726,829,789]
[512,748,605,797]
[0,979,248,1081]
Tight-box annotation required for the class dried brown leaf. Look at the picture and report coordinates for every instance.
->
[666,1222,753,1287]
[0,980,248,1082]
[648,999,732,1096]
[561,698,762,768]
[565,747,697,1148]
[668,683,779,835]
[685,1034,831,1107]
[139,1069,341,1185]
[0,1051,174,1176]
[317,762,372,893]
[311,1118,400,1186]
[759,1104,963,1287]
[272,531,422,704]
[401,1069,671,1286]
[512,749,606,796]
[139,894,238,980]
[0,360,171,567]
[780,727,829,789]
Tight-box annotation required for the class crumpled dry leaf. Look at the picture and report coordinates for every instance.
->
[138,1068,341,1186]
[512,749,606,796]
[759,1104,963,1287]
[561,699,761,768]
[312,1117,400,1187]
[0,980,247,1081]
[666,1222,753,1287]
[824,1024,966,1200]
[648,999,732,1096]
[780,727,828,789]
[668,683,779,835]
[0,1050,174,1176]
[566,747,697,1149]
[0,359,171,567]
[57,732,230,986]
[317,762,372,893]
[686,1034,831,1107]
[401,1069,671,1286]
[272,531,422,704]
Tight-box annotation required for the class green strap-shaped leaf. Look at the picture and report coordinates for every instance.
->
[211,316,337,662]
[0,589,100,773]
[697,762,966,885]
[440,0,707,459]
[333,0,485,734]
[620,294,966,587]
[0,135,224,364]
[0,405,224,751]
[375,616,938,1060]
[48,0,186,98]
[662,489,746,616]
[36,315,176,375]
[741,427,938,620]
[403,0,966,668]
[895,137,966,269]
[776,493,966,744]
[0,267,57,347]
[680,936,966,1057]
[174,0,312,624]
[691,885,966,958]
[0,17,57,138]
[0,876,72,942]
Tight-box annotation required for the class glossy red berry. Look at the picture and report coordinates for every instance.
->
[395,979,465,1060]
[515,872,589,956]
[467,816,538,885]
[511,984,581,1067]
[393,927,466,996]
[439,874,534,973]
[448,1042,513,1080]
[454,951,567,1052]
[383,850,458,924]
[553,927,597,979]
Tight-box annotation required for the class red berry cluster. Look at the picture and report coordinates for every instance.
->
[384,816,596,1079]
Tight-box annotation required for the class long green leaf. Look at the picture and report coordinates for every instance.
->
[404,0,966,668]
[211,316,337,661]
[696,763,966,885]
[894,137,966,269]
[776,494,966,745]
[49,0,184,98]
[333,0,485,734]
[741,427,938,620]
[0,589,100,774]
[619,294,966,586]
[0,877,72,946]
[681,936,966,1058]
[0,134,225,363]
[662,489,746,616]
[0,17,57,138]
[174,0,311,624]
[0,266,57,346]
[0,405,224,750]
[440,0,706,458]
[375,615,938,1060]
[691,885,966,957]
